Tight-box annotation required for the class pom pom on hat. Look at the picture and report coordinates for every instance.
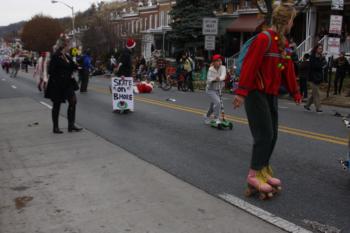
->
[126,38,136,49]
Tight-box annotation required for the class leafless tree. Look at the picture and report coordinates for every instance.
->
[21,15,63,52]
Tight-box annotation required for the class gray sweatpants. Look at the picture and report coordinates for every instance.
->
[305,82,322,111]
[206,89,221,119]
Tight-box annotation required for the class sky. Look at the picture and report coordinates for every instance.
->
[0,0,110,26]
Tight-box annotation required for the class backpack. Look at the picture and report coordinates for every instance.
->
[235,31,272,77]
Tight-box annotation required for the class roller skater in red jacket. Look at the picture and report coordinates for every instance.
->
[233,0,301,199]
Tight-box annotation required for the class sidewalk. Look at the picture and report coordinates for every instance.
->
[0,97,290,233]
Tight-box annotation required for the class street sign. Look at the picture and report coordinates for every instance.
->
[205,35,216,51]
[202,17,218,35]
[331,0,344,10]
[328,37,340,55]
[329,15,343,35]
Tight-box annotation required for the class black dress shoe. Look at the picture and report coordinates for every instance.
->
[68,125,83,132]
[53,128,63,134]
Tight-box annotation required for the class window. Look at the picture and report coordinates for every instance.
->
[160,11,164,26]
[167,11,171,26]
[145,18,148,30]
[155,14,158,27]
[149,15,153,29]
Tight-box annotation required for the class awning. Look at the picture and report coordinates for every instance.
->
[226,15,265,33]
[141,26,172,34]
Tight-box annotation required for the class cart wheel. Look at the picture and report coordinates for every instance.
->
[217,124,222,130]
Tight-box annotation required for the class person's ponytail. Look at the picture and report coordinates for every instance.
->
[272,0,296,52]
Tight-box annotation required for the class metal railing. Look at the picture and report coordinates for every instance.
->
[340,38,350,53]
[225,52,240,69]
[319,35,328,54]
[295,35,313,59]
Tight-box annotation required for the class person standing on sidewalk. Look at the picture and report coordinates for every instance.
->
[298,53,310,100]
[181,53,194,92]
[233,0,301,196]
[204,54,226,124]
[304,44,326,113]
[333,51,349,95]
[45,34,82,134]
[79,49,93,93]
[33,52,49,92]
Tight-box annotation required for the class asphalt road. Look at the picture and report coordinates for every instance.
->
[1,68,349,232]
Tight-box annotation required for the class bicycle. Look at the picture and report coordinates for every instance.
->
[160,66,188,91]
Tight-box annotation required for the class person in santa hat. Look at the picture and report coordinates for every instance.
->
[116,38,136,77]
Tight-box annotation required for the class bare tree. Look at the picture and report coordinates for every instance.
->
[81,15,116,61]
[21,15,63,52]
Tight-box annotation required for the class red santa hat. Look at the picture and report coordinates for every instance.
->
[211,54,223,62]
[126,38,136,49]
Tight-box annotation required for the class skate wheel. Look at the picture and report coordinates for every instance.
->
[245,188,253,197]
[259,192,269,200]
[245,186,257,197]
[276,186,282,192]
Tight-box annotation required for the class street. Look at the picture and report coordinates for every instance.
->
[1,67,349,232]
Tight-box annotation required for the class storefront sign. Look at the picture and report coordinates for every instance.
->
[202,18,218,35]
[205,35,216,51]
[111,77,134,111]
[328,37,341,55]
[331,0,344,10]
[329,15,343,35]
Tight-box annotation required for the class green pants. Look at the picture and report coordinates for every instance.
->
[244,91,278,170]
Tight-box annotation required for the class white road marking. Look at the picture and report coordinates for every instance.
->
[11,85,17,89]
[279,106,289,109]
[40,101,52,109]
[219,193,312,233]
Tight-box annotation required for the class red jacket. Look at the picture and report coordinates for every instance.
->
[236,30,300,100]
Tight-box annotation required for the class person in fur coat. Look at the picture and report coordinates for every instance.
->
[33,52,49,92]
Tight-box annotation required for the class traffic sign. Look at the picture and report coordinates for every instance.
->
[202,18,218,35]
[205,35,215,51]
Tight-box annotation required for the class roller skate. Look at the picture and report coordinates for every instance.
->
[338,152,350,171]
[262,165,282,193]
[339,159,350,171]
[245,169,274,200]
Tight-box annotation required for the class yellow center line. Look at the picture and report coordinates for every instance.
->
[91,86,348,146]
